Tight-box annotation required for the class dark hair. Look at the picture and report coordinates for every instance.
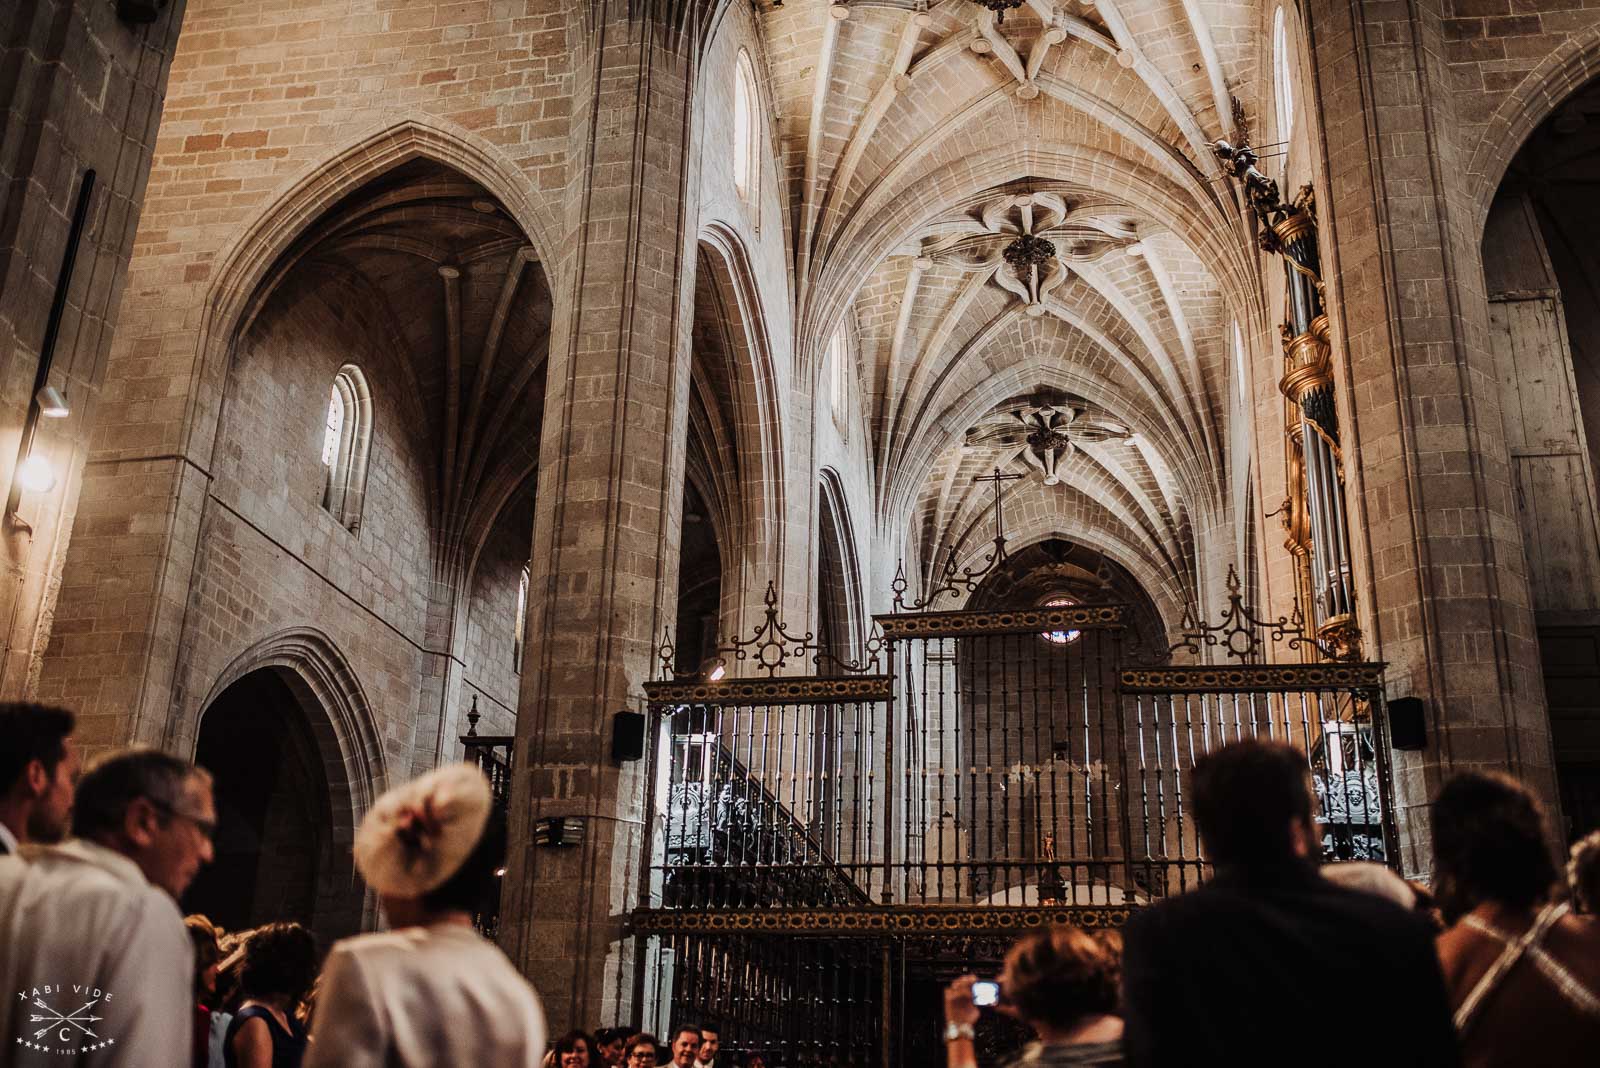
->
[999,925,1120,1031]
[422,806,507,913]
[668,1024,703,1045]
[624,1033,660,1059]
[598,1026,639,1045]
[1431,771,1557,923]
[236,922,319,1006]
[185,915,222,997]
[0,703,74,793]
[72,748,208,841]
[555,1030,597,1056]
[1191,740,1313,864]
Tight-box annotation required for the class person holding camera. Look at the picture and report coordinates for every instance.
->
[942,926,1124,1067]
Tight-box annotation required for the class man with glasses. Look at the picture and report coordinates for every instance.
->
[0,748,215,1065]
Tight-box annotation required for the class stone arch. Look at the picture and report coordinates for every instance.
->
[190,627,385,814]
[817,467,866,660]
[186,118,560,459]
[807,142,1255,357]
[1467,27,1600,229]
[185,628,384,939]
[949,522,1185,639]
[695,223,788,592]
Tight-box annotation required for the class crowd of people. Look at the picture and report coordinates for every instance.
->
[3,701,1599,1067]
[942,741,1600,1067]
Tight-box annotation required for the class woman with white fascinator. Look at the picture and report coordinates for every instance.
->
[303,763,547,1067]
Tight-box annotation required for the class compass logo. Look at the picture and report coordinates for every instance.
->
[12,983,118,1057]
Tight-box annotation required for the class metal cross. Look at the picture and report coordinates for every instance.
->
[974,466,1024,547]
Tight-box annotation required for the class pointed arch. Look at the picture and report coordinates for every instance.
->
[1466,26,1600,229]
[186,118,560,460]
[695,223,787,590]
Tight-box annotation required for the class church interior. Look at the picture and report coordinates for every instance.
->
[5,0,1600,1058]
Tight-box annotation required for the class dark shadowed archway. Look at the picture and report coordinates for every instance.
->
[185,667,363,943]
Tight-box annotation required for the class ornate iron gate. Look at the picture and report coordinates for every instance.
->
[633,597,1393,1065]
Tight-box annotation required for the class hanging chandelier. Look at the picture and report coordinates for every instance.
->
[969,0,1026,23]
[1002,233,1055,271]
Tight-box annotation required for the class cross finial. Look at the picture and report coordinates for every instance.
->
[974,466,1024,546]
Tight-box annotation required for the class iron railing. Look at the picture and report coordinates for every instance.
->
[460,708,512,940]
[632,601,1393,1065]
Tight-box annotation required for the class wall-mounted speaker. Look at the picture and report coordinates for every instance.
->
[612,710,647,762]
[1387,696,1427,751]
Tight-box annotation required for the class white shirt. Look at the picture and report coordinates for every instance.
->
[0,839,193,1067]
[305,923,546,1068]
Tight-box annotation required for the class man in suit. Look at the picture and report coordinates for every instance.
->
[1120,739,1459,1066]
[0,703,77,854]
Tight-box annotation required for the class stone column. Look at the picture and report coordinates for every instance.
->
[0,1,187,706]
[1305,0,1559,868]
[498,4,702,1030]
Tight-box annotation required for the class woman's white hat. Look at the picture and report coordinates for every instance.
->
[354,762,493,897]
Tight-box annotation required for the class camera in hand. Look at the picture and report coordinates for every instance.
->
[972,980,1000,1007]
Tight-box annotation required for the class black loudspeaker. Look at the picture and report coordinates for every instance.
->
[612,710,647,762]
[1387,697,1427,751]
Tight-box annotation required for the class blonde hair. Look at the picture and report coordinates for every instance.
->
[1569,830,1600,913]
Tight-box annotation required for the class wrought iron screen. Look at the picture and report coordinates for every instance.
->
[633,601,1393,1066]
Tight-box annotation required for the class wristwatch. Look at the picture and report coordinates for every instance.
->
[943,1022,976,1043]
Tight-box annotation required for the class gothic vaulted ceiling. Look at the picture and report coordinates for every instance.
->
[763,0,1268,617]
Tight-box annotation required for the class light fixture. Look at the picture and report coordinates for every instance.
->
[16,454,55,494]
[707,661,727,682]
[36,386,69,419]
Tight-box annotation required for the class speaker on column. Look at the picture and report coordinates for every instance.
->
[611,710,647,762]
[1387,696,1427,751]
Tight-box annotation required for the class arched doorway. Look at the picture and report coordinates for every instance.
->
[1481,76,1600,839]
[185,668,359,943]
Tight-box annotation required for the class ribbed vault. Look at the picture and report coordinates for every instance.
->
[759,0,1270,612]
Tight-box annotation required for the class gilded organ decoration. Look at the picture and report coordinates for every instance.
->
[1214,136,1360,660]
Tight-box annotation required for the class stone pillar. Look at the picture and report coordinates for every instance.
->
[0,1,187,705]
[1305,0,1559,869]
[498,5,701,1030]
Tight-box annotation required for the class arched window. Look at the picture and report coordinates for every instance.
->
[1273,7,1295,148]
[1040,595,1081,645]
[513,564,530,673]
[828,329,850,435]
[320,364,372,531]
[733,50,760,206]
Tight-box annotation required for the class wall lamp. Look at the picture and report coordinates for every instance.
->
[701,657,727,682]
[7,171,93,523]
[36,387,69,420]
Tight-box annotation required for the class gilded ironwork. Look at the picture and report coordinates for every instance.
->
[892,468,1022,611]
[1168,563,1322,663]
[876,603,1124,639]
[1119,661,1384,693]
[643,673,894,706]
[656,579,886,680]
[632,904,1134,936]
